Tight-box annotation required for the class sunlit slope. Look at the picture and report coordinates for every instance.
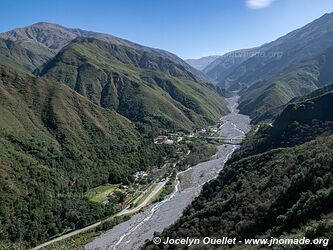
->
[38,38,229,131]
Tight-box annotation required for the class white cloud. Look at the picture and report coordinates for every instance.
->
[246,0,274,9]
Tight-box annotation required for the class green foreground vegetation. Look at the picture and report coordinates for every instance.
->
[0,61,222,248]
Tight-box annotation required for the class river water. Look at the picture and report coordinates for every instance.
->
[86,96,251,250]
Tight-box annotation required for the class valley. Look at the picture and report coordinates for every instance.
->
[85,96,250,250]
[1,5,333,250]
[144,83,333,249]
[31,96,250,250]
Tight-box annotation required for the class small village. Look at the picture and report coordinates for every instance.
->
[153,121,223,145]
[85,121,225,214]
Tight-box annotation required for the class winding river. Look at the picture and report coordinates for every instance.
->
[86,96,251,250]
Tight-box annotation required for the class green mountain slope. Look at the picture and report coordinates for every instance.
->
[233,85,333,160]
[37,37,229,132]
[201,13,333,124]
[144,85,333,250]
[0,37,43,73]
[251,81,333,124]
[0,63,171,248]
[238,45,333,121]
[147,137,333,250]
[218,12,333,91]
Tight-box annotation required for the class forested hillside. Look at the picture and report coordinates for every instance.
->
[0,63,177,248]
[37,37,229,132]
[2,9,333,250]
[144,84,333,249]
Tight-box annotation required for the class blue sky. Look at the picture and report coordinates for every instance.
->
[1,0,333,59]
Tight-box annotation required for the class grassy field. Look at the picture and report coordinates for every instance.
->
[85,184,118,203]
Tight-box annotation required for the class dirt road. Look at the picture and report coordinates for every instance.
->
[32,180,168,250]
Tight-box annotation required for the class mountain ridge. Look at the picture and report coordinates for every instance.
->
[35,36,229,132]
[0,22,206,80]
[221,12,333,90]
[0,22,228,248]
[203,47,260,85]
[238,44,333,122]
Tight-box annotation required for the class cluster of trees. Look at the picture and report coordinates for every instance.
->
[183,140,217,167]
[0,127,174,248]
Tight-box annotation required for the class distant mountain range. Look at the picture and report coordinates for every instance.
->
[0,22,205,79]
[194,12,333,122]
[239,45,333,122]
[185,55,219,71]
